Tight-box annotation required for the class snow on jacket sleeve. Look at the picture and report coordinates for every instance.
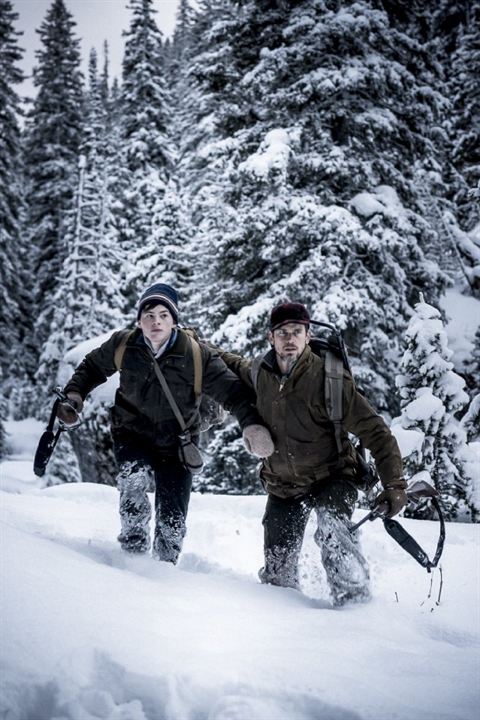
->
[342,371,405,489]
[63,331,126,399]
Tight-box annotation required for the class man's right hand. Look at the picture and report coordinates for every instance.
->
[57,392,83,425]
[243,424,275,458]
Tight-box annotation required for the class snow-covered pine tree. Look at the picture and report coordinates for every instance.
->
[167,0,453,491]
[0,368,8,459]
[436,0,479,235]
[470,325,480,389]
[43,430,81,487]
[167,0,196,159]
[99,40,110,112]
[461,393,480,444]
[171,0,195,65]
[23,0,84,402]
[169,0,242,328]
[0,0,27,434]
[192,0,448,414]
[461,326,480,444]
[394,297,478,520]
[118,0,175,309]
[36,48,125,393]
[36,47,127,484]
[124,182,194,313]
[0,0,23,363]
[196,423,262,495]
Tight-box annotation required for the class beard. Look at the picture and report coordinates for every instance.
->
[278,352,299,373]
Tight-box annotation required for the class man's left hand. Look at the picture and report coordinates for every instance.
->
[374,487,408,518]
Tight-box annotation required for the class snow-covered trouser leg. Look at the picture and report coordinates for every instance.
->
[313,480,370,606]
[116,461,152,553]
[259,493,312,590]
[152,456,192,564]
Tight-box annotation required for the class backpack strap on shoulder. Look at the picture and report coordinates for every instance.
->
[250,356,263,392]
[114,330,135,371]
[187,335,203,399]
[324,350,344,453]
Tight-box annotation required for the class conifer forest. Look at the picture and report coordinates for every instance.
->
[1,0,479,520]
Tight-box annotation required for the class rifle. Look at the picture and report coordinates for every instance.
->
[33,388,82,477]
[349,479,446,572]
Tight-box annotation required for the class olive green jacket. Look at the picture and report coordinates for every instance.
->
[219,345,404,498]
[64,328,259,451]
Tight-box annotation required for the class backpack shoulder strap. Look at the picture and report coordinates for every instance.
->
[114,330,135,371]
[187,335,203,399]
[324,349,344,453]
[250,356,263,392]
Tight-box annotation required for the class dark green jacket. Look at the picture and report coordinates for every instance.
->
[64,328,259,451]
[218,345,404,498]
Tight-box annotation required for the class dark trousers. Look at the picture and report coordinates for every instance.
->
[114,433,192,562]
[260,478,370,604]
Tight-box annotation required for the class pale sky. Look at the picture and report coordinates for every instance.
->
[13,0,180,97]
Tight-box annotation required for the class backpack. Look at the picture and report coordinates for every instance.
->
[113,328,226,432]
[251,321,379,491]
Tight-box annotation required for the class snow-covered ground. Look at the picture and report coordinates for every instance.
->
[1,420,479,720]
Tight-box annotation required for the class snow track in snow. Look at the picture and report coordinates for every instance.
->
[1,650,362,720]
[1,476,479,720]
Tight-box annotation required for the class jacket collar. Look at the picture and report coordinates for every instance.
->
[132,327,189,359]
[144,328,178,357]
[261,344,312,378]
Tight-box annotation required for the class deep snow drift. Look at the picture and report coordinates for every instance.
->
[1,420,479,720]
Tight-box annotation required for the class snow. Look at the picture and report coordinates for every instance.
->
[350,185,406,220]
[391,423,425,458]
[1,423,480,720]
[401,387,444,423]
[239,129,291,179]
[440,288,480,370]
[460,442,480,507]
[349,192,385,218]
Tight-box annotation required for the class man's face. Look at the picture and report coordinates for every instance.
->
[268,322,310,364]
[138,304,175,350]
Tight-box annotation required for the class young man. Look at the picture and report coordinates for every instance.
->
[57,282,273,562]
[216,302,407,605]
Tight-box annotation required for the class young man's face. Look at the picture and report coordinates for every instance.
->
[138,304,175,350]
[268,322,310,364]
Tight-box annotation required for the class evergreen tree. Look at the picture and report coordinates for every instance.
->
[192,0,448,411]
[445,3,480,234]
[0,0,32,409]
[470,326,480,390]
[394,297,477,520]
[461,326,480,443]
[171,0,454,491]
[431,1,480,289]
[36,48,125,390]
[118,0,175,308]
[461,393,480,444]
[172,0,195,63]
[43,431,81,486]
[124,182,194,310]
[69,403,116,486]
[196,422,262,494]
[434,0,480,232]
[34,48,127,483]
[167,0,195,151]
[0,369,8,459]
[23,0,84,383]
